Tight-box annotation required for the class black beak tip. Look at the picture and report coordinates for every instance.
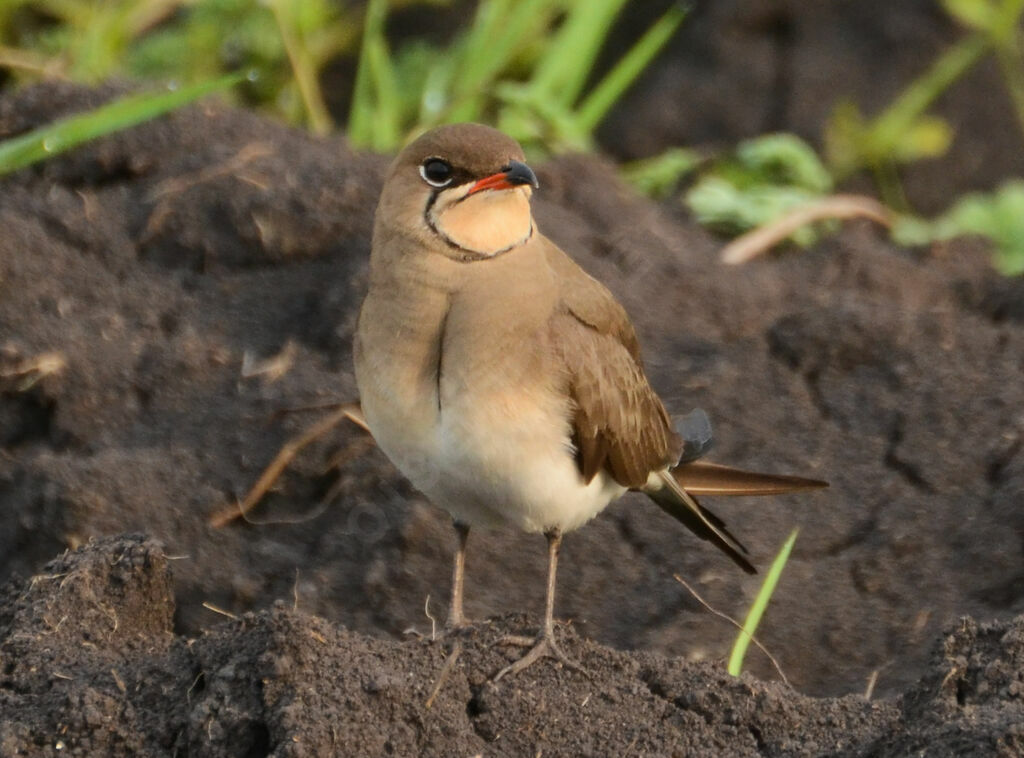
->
[505,160,539,190]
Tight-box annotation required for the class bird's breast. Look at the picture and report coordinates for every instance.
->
[355,236,625,531]
[354,266,451,486]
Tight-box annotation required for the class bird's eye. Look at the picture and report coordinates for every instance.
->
[420,158,453,188]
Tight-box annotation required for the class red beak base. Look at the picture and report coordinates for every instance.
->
[468,173,517,195]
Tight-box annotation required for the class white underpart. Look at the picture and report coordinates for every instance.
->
[429,392,627,532]
[361,374,627,534]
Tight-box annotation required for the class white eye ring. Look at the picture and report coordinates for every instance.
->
[419,159,453,188]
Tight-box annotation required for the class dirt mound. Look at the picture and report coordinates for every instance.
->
[2,536,1022,756]
[1,82,1023,753]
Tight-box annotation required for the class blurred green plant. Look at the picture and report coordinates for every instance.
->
[825,0,1024,209]
[669,129,1019,275]
[0,71,244,176]
[620,146,701,199]
[893,180,1024,274]
[728,528,798,678]
[349,0,688,152]
[0,0,355,130]
[1,0,687,151]
[684,134,834,247]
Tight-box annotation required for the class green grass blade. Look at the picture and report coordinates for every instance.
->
[728,528,798,677]
[0,71,245,177]
[991,0,1024,139]
[576,4,687,132]
[270,0,333,135]
[530,0,628,106]
[446,0,553,123]
[348,0,388,147]
[451,0,513,91]
[366,35,401,150]
[866,33,989,164]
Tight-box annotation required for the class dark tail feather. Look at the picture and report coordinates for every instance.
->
[674,461,828,496]
[646,470,757,574]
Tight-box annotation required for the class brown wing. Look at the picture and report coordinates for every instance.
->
[544,239,681,488]
[543,239,644,361]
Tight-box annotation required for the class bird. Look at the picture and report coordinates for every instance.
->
[353,123,827,680]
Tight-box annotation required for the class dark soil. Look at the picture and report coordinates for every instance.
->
[0,536,1022,756]
[2,19,1024,752]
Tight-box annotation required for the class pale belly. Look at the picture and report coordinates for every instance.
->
[362,382,626,534]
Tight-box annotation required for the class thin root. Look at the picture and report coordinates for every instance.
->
[673,573,790,688]
[425,639,462,709]
[209,402,369,528]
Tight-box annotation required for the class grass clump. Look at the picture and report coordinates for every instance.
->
[349,0,688,153]
[1,0,686,151]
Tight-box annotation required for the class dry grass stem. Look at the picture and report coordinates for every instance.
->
[1,351,66,390]
[864,669,879,700]
[720,194,892,265]
[201,602,239,620]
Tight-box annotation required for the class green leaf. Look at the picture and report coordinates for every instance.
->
[736,133,833,193]
[823,100,868,178]
[728,529,798,677]
[890,114,954,162]
[686,177,825,245]
[826,34,989,184]
[684,134,835,246]
[891,180,1024,275]
[0,72,246,177]
[621,147,701,199]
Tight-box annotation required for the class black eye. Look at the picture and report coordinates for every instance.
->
[420,158,453,188]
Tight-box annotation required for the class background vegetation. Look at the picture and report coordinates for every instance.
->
[1,0,1023,271]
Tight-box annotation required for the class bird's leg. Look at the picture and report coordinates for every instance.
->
[446,521,471,631]
[423,521,472,709]
[492,528,589,681]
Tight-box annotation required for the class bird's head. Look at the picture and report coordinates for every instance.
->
[376,123,539,262]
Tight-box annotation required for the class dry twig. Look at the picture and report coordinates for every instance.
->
[720,194,892,265]
[209,402,370,528]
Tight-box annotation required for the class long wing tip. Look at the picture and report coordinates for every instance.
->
[674,461,829,496]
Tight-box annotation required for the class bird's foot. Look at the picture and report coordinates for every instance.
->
[491,628,590,681]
